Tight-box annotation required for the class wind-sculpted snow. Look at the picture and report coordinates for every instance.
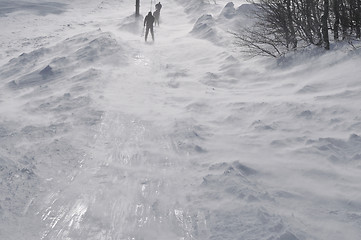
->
[188,2,259,46]
[1,0,361,239]
[119,14,145,35]
[0,29,128,239]
[3,31,126,90]
[219,2,236,19]
[170,120,210,155]
[302,134,361,164]
[191,14,222,44]
[197,161,304,240]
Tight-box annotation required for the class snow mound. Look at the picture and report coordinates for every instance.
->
[199,160,303,240]
[189,2,259,46]
[190,14,221,44]
[8,64,61,89]
[201,53,243,88]
[208,160,258,176]
[236,2,258,16]
[216,2,258,32]
[119,14,144,35]
[218,2,236,19]
[170,120,210,155]
[304,134,361,165]
[2,30,126,90]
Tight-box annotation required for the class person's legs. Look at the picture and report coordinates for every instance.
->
[155,12,160,26]
[145,27,149,41]
[150,27,154,41]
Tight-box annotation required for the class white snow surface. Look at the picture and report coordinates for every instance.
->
[1,0,361,239]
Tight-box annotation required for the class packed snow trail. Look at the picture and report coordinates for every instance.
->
[32,1,221,239]
[26,1,289,239]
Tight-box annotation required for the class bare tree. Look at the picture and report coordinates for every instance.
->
[230,1,292,57]
[233,0,361,57]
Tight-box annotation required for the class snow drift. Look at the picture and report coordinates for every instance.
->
[1,0,361,240]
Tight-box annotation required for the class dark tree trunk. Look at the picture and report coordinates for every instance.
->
[135,0,140,17]
[350,0,356,34]
[334,0,340,40]
[304,0,316,43]
[322,0,330,49]
[312,0,323,45]
[340,1,349,39]
[355,0,361,38]
[286,0,297,48]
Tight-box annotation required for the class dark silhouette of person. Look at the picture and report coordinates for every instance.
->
[144,11,155,42]
[153,9,160,26]
[154,2,162,26]
[155,2,162,11]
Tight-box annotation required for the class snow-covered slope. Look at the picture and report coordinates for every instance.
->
[1,0,361,240]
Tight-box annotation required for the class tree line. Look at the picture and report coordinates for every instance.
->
[233,0,361,57]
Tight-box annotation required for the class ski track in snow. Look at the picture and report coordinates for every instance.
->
[1,0,361,240]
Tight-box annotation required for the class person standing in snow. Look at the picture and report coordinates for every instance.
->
[154,2,162,26]
[153,9,160,26]
[144,11,155,42]
[155,2,162,11]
